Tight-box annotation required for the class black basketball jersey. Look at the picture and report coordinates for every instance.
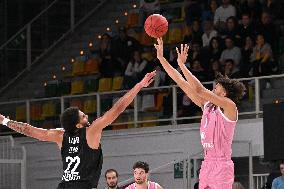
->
[60,128,103,188]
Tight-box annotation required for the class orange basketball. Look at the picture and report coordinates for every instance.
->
[144,14,168,38]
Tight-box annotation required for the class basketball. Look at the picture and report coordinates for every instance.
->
[144,14,168,38]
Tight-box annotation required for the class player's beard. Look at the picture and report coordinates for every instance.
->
[135,179,144,185]
[107,181,118,188]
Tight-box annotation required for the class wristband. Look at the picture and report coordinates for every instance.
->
[2,118,10,126]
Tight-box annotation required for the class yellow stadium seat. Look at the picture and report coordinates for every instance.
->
[112,76,124,91]
[72,60,85,76]
[169,27,183,44]
[71,80,84,94]
[85,58,100,74]
[42,102,57,118]
[98,78,112,92]
[84,99,97,114]
[30,104,43,121]
[70,99,83,110]
[141,52,154,62]
[142,116,157,127]
[16,106,26,121]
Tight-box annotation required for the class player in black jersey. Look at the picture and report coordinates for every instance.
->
[0,71,156,189]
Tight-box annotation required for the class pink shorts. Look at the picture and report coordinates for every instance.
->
[199,159,234,189]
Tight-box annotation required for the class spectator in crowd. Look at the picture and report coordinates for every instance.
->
[214,0,236,31]
[220,36,242,67]
[190,59,207,82]
[105,169,121,189]
[265,161,282,189]
[202,0,218,24]
[238,13,256,44]
[188,40,202,63]
[185,0,202,26]
[240,36,254,77]
[256,11,278,51]
[208,59,222,81]
[262,0,279,19]
[223,59,241,78]
[222,16,241,44]
[232,181,245,189]
[240,0,262,21]
[153,65,166,87]
[125,161,163,189]
[250,33,273,76]
[139,0,160,25]
[272,161,284,189]
[123,50,148,89]
[202,19,218,47]
[111,26,141,75]
[99,33,116,77]
[183,19,203,44]
[207,37,223,62]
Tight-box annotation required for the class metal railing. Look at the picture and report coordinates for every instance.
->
[0,136,27,189]
[0,0,107,93]
[252,173,269,189]
[0,74,284,135]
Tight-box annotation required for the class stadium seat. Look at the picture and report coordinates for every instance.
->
[16,105,26,121]
[30,104,43,121]
[71,80,85,94]
[141,52,154,62]
[142,116,157,127]
[127,12,139,27]
[169,27,183,44]
[98,78,112,92]
[85,58,100,74]
[58,81,71,96]
[72,60,85,76]
[112,76,124,91]
[42,102,57,118]
[84,99,97,114]
[85,79,99,93]
[70,99,84,110]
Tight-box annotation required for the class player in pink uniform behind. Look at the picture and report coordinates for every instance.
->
[154,38,246,189]
[125,161,163,189]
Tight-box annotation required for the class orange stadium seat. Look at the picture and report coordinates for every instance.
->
[16,105,26,121]
[70,99,84,110]
[72,60,85,76]
[85,58,100,74]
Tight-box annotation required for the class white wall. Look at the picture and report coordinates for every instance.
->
[14,118,264,189]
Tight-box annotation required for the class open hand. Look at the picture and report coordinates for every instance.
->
[176,44,189,65]
[154,38,164,60]
[0,114,5,125]
[140,70,156,88]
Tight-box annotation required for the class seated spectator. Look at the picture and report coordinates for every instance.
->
[271,161,284,189]
[105,169,121,189]
[250,33,274,76]
[125,161,163,189]
[201,0,218,24]
[123,50,148,89]
[223,59,241,78]
[220,36,242,68]
[265,161,282,189]
[185,0,202,26]
[188,40,202,63]
[139,0,160,25]
[214,0,236,32]
[111,26,141,75]
[256,11,278,52]
[207,37,223,62]
[238,13,256,44]
[208,59,222,81]
[240,0,262,22]
[240,36,254,77]
[183,20,203,44]
[202,19,218,47]
[190,59,208,82]
[99,33,115,77]
[222,16,241,45]
[262,0,279,19]
[153,65,166,87]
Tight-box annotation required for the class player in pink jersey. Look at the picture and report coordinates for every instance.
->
[125,161,163,189]
[154,38,245,189]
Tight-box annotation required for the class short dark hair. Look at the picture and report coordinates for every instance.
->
[133,161,149,173]
[60,107,80,134]
[215,75,246,103]
[225,59,235,65]
[105,169,119,178]
[280,160,284,165]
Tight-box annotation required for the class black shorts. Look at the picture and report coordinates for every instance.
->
[57,181,93,189]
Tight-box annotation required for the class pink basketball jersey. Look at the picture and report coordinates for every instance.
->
[200,102,237,159]
[126,181,157,189]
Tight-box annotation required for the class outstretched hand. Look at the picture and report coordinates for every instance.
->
[176,44,189,65]
[0,114,5,125]
[140,70,156,88]
[154,38,164,60]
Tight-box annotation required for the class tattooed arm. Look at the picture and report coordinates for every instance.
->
[0,114,63,144]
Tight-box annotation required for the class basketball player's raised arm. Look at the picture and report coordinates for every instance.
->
[0,114,63,143]
[154,38,206,108]
[89,71,156,131]
[174,42,236,111]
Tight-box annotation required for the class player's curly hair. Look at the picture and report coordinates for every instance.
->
[60,107,80,134]
[133,161,149,173]
[215,74,246,103]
